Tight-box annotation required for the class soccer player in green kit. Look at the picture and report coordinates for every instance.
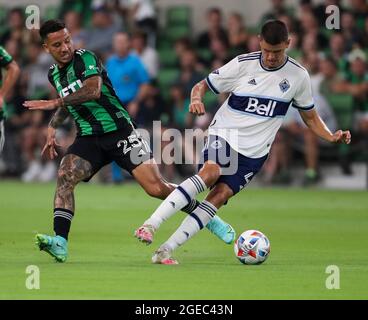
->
[0,46,20,153]
[24,20,235,262]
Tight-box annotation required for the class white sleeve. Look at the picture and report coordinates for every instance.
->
[205,57,239,94]
[292,72,315,111]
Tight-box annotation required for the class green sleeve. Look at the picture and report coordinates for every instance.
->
[0,46,13,67]
[75,49,102,81]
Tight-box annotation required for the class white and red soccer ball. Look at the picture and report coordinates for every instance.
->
[234,230,270,265]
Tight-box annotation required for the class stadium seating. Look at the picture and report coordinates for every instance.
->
[157,69,180,100]
[158,48,178,68]
[44,5,59,20]
[166,6,191,27]
[325,93,354,129]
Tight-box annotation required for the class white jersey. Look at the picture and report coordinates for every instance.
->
[205,51,314,158]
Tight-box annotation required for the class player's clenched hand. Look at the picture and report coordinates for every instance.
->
[189,100,205,115]
[332,130,351,144]
[42,126,60,160]
[23,99,59,111]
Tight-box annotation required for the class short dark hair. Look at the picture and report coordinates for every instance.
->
[261,20,289,45]
[207,7,221,16]
[132,30,147,44]
[39,19,66,41]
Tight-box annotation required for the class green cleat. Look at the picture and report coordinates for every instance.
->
[35,234,68,263]
[206,216,236,244]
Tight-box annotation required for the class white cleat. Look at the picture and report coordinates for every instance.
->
[152,247,179,265]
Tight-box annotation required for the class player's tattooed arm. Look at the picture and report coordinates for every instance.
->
[55,154,93,211]
[23,76,102,110]
[49,107,69,129]
[59,76,102,107]
[189,80,208,115]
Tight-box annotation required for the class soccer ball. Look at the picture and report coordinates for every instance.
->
[234,230,270,265]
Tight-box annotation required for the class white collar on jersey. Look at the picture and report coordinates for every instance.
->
[259,54,289,72]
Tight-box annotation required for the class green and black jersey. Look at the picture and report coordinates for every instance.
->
[48,49,132,136]
[0,46,13,121]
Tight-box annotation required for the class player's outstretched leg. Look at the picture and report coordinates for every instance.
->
[133,160,235,244]
[135,201,235,245]
[152,183,233,264]
[35,154,93,262]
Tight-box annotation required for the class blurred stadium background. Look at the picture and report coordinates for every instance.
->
[0,0,367,188]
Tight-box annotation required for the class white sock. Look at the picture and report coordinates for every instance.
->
[162,200,218,251]
[144,175,207,230]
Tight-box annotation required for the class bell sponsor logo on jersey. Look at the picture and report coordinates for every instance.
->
[244,97,277,117]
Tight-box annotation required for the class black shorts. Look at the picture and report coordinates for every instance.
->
[66,125,153,181]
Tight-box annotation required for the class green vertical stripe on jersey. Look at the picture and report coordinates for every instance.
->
[82,100,117,132]
[67,106,93,135]
[102,84,131,120]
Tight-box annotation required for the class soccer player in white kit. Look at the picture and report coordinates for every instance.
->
[135,20,351,264]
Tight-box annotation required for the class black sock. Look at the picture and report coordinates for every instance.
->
[53,208,74,240]
[182,199,200,214]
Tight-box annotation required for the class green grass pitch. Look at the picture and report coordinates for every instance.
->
[0,181,367,299]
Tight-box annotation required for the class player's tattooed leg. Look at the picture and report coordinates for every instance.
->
[54,154,92,211]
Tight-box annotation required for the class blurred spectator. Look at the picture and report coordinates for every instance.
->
[247,34,261,52]
[349,0,368,31]
[329,32,349,73]
[1,86,26,177]
[299,10,328,50]
[85,6,122,59]
[59,0,93,26]
[175,49,204,98]
[161,84,196,180]
[22,42,53,100]
[227,13,248,54]
[170,84,193,130]
[0,8,28,46]
[64,11,88,49]
[197,7,228,50]
[261,0,294,25]
[4,39,22,64]
[210,38,231,65]
[301,33,319,54]
[135,83,165,128]
[115,0,157,47]
[18,42,56,182]
[341,10,365,50]
[332,49,368,135]
[174,37,193,66]
[0,8,32,65]
[131,30,159,80]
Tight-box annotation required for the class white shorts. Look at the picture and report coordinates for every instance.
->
[0,120,5,153]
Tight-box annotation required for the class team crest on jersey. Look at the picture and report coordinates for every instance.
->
[279,79,290,93]
[67,70,75,83]
[211,140,222,150]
